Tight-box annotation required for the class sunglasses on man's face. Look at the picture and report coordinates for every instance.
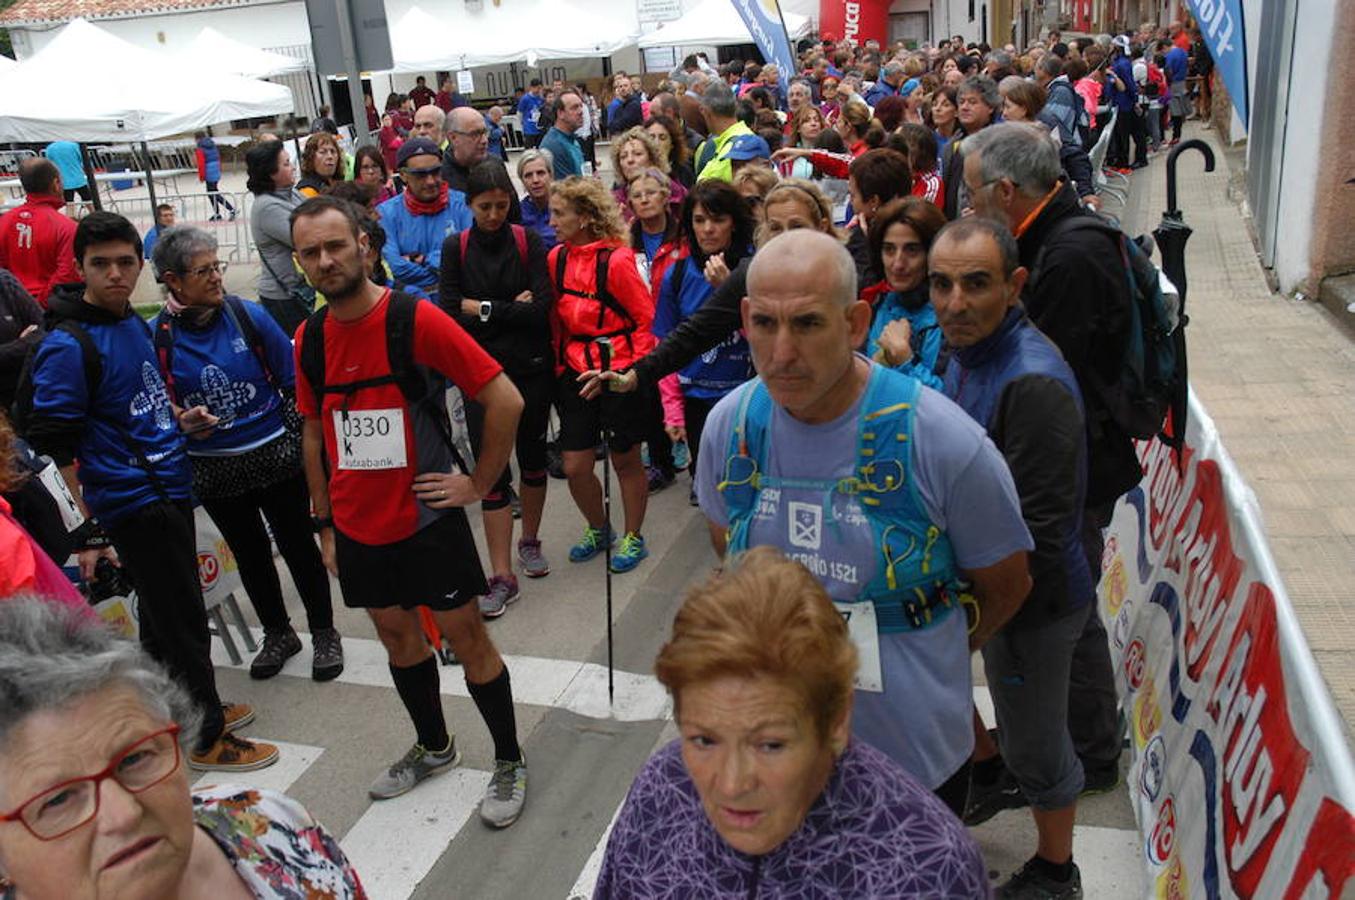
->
[402,165,442,178]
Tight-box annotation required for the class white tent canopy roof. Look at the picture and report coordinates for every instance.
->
[0,18,293,142]
[176,27,309,79]
[389,1,639,72]
[638,0,811,49]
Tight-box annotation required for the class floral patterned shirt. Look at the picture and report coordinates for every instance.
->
[192,784,366,899]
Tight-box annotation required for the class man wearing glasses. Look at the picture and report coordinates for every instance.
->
[441,108,523,224]
[376,138,472,301]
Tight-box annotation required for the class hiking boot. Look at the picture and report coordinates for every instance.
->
[369,739,460,800]
[517,538,550,578]
[963,766,1028,826]
[250,628,302,679]
[996,858,1083,899]
[311,627,344,682]
[609,532,649,573]
[480,575,520,619]
[480,756,527,828]
[646,464,675,494]
[221,702,255,733]
[569,525,614,563]
[190,733,279,772]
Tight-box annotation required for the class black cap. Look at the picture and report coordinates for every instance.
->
[397,138,442,168]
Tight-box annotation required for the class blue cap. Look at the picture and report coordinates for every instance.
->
[901,78,921,96]
[396,137,442,168]
[726,134,772,161]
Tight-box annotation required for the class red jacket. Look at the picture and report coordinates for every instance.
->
[548,239,656,375]
[0,194,78,307]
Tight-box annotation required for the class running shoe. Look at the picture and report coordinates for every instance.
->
[250,628,301,679]
[480,575,520,619]
[609,532,648,573]
[996,858,1083,899]
[311,627,344,682]
[963,766,1028,826]
[672,440,691,471]
[569,525,614,562]
[517,538,551,578]
[190,733,279,772]
[369,739,461,800]
[480,756,528,828]
[221,702,256,733]
[646,464,675,494]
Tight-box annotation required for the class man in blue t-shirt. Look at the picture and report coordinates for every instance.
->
[517,79,546,149]
[25,211,277,772]
[44,140,90,204]
[143,203,175,264]
[695,230,1034,815]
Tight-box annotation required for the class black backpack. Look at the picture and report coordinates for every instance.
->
[153,295,277,407]
[297,292,470,475]
[1031,217,1187,447]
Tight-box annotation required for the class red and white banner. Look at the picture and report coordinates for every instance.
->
[1100,392,1355,898]
[818,0,890,47]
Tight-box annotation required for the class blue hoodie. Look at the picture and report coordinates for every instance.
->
[29,285,191,523]
[653,255,752,399]
[151,297,295,457]
[865,287,945,390]
[376,191,472,299]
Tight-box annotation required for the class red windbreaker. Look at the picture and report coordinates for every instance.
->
[548,239,656,375]
[0,194,78,307]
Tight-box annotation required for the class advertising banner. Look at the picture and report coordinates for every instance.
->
[818,0,890,47]
[731,0,798,80]
[195,505,244,602]
[1185,0,1248,126]
[1099,392,1354,897]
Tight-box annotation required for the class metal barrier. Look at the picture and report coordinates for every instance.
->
[105,190,257,263]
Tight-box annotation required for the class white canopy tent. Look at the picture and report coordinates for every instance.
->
[0,56,15,71]
[0,19,293,143]
[389,1,639,72]
[637,0,812,49]
[174,27,310,79]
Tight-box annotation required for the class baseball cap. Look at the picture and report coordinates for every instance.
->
[726,134,771,162]
[397,137,442,168]
[1111,35,1131,53]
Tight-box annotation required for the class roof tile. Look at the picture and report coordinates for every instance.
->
[0,0,246,26]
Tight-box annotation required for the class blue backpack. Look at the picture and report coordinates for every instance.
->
[718,366,970,634]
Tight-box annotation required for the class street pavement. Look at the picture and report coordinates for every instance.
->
[140,128,1338,897]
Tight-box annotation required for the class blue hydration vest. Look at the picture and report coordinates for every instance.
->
[718,366,968,634]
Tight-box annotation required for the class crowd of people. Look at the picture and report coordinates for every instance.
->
[0,19,1216,900]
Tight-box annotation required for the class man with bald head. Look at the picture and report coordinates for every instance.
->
[441,106,522,222]
[693,230,1035,815]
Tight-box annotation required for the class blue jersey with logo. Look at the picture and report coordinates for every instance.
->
[152,298,295,457]
[30,315,191,522]
[519,93,545,135]
[653,255,752,399]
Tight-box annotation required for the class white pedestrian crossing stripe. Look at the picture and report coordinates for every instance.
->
[193,740,323,795]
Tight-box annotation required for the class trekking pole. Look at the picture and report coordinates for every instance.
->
[597,337,616,707]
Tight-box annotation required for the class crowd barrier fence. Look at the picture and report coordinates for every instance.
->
[1098,389,1355,897]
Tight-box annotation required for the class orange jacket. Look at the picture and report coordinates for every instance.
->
[548,239,656,374]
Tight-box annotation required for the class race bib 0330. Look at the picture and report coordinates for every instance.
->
[333,408,407,470]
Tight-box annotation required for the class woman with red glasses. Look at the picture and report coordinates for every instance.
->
[0,598,366,900]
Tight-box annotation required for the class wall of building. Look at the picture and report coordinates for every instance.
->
[1306,0,1355,287]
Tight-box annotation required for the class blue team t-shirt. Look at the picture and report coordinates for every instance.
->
[518,93,545,135]
[151,298,296,457]
[696,360,1033,787]
[653,256,752,400]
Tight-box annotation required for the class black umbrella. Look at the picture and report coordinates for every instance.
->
[1153,139,1215,469]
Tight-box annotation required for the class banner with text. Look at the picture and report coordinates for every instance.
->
[1099,392,1354,898]
[818,0,889,48]
[731,0,797,79]
[1186,0,1248,126]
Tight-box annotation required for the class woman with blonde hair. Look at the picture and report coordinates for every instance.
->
[547,177,657,574]
[730,165,778,221]
[594,548,986,896]
[834,99,886,157]
[609,127,686,222]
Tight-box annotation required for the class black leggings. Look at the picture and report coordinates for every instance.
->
[934,759,973,818]
[682,394,719,474]
[465,369,554,511]
[206,180,235,215]
[201,470,333,635]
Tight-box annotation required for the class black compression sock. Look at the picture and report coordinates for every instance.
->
[1029,854,1075,883]
[972,754,1006,785]
[390,657,449,750]
[467,665,521,762]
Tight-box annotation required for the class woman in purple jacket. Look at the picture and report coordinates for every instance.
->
[594,547,988,899]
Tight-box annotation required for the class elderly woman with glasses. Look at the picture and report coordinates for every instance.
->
[0,597,366,900]
[150,226,342,683]
[594,548,986,897]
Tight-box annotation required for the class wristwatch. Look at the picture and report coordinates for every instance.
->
[311,515,333,532]
[479,301,492,323]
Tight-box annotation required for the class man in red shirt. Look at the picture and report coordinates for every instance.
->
[0,159,79,307]
[409,75,437,110]
[291,195,531,826]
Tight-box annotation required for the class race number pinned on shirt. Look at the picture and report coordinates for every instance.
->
[834,599,882,692]
[333,409,407,470]
[36,459,85,532]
